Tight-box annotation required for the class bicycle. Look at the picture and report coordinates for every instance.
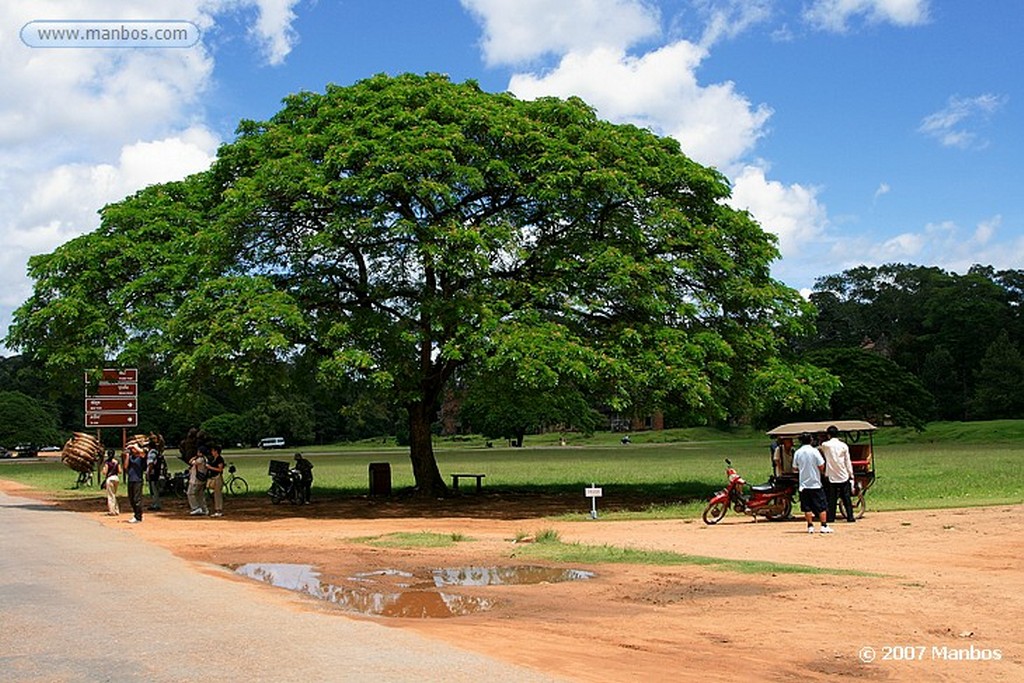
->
[74,469,94,489]
[224,463,248,495]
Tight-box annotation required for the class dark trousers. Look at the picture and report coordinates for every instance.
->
[128,480,145,521]
[826,478,855,522]
[300,478,312,503]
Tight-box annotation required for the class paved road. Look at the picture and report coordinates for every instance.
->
[0,490,563,682]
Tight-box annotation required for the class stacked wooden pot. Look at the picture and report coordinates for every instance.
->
[61,432,103,473]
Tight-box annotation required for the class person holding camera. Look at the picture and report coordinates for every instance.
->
[187,446,210,516]
[124,443,147,524]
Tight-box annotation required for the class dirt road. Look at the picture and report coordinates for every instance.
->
[4,480,1021,682]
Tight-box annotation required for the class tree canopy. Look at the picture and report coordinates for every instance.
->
[808,263,1024,422]
[8,73,821,495]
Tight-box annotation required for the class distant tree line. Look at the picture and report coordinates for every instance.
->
[773,263,1024,427]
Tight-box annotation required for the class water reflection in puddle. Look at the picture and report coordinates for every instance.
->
[234,563,593,619]
[431,566,595,586]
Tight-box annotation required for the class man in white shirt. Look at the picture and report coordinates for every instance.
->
[819,425,856,523]
[792,432,831,534]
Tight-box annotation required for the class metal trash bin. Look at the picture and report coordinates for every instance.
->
[368,462,391,496]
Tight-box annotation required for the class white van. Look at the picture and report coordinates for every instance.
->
[258,437,286,449]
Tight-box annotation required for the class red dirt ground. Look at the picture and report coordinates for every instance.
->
[6,480,1022,682]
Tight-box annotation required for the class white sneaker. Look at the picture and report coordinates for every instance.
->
[189,508,205,516]
[820,526,834,534]
[128,518,141,524]
[807,526,815,534]
[210,512,223,518]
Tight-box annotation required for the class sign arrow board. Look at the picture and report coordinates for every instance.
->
[86,412,137,427]
[83,368,139,430]
[85,398,137,412]
[92,383,138,397]
[100,368,138,383]
[85,369,139,397]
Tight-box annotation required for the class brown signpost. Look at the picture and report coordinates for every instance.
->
[99,369,138,383]
[85,398,137,412]
[85,412,138,427]
[93,383,138,397]
[84,369,139,438]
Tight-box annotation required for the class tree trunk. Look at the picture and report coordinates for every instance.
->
[406,401,448,497]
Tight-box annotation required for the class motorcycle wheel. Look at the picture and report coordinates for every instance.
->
[764,497,792,521]
[702,500,728,525]
[268,484,284,504]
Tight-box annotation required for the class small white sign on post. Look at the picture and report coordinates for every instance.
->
[585,483,603,519]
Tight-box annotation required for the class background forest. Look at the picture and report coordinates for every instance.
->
[2,262,1021,450]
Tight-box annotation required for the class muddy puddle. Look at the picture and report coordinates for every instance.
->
[234,563,594,619]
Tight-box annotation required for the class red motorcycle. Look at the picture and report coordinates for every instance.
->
[702,459,795,524]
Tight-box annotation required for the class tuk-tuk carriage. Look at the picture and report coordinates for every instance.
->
[766,420,877,519]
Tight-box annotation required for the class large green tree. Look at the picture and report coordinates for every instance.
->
[8,73,818,495]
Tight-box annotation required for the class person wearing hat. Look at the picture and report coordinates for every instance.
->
[293,452,313,504]
[124,443,147,524]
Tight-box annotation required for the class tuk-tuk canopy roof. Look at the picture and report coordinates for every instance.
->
[767,420,877,437]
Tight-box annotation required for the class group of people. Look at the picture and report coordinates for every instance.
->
[791,425,857,534]
[99,435,165,524]
[99,438,228,521]
[99,441,314,520]
[187,444,226,517]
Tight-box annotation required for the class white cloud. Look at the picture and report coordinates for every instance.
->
[918,94,1007,149]
[18,129,219,236]
[839,216,1022,278]
[729,165,828,256]
[247,0,302,66]
[803,0,930,32]
[466,0,832,279]
[874,231,926,260]
[509,41,771,170]
[873,182,890,201]
[696,0,773,49]
[460,0,661,65]
[0,0,302,347]
[973,215,998,246]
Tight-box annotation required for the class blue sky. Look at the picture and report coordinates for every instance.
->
[2,0,1021,345]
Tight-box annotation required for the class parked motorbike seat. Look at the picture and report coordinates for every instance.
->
[750,483,776,493]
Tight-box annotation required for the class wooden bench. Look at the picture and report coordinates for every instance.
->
[451,473,485,493]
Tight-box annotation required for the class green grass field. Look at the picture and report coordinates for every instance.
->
[2,420,1022,517]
